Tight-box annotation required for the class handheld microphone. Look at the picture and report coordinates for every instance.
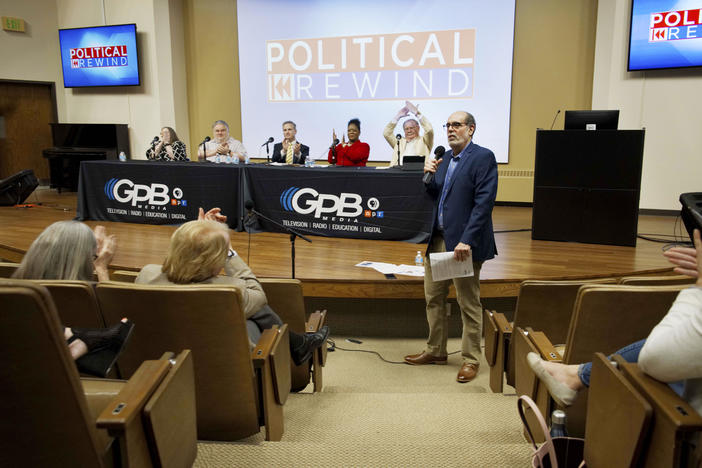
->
[261,137,274,147]
[423,146,446,184]
[549,109,561,130]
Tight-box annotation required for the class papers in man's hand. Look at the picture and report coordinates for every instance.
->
[355,261,425,277]
[429,251,474,281]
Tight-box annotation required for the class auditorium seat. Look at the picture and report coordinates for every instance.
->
[33,280,105,328]
[260,278,327,392]
[95,282,291,441]
[581,353,652,468]
[614,355,702,467]
[619,274,696,286]
[484,278,617,393]
[520,284,685,439]
[0,261,19,278]
[111,270,138,283]
[0,279,197,467]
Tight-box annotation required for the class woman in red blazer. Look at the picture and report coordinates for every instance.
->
[328,118,370,166]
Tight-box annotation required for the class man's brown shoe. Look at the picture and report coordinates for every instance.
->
[457,363,479,383]
[404,351,447,365]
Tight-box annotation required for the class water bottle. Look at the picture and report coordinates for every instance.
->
[550,410,568,438]
[414,250,424,266]
[245,153,250,165]
[215,154,221,164]
[118,151,127,161]
[225,154,232,164]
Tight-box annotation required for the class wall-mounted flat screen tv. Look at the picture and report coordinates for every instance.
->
[628,0,702,71]
[58,23,140,87]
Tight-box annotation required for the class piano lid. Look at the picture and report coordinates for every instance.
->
[50,123,120,149]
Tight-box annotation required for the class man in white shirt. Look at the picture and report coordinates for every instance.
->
[197,120,248,163]
[383,100,434,167]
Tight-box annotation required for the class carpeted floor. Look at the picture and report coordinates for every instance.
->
[193,337,532,467]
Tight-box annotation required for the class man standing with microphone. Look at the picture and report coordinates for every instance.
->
[404,111,498,384]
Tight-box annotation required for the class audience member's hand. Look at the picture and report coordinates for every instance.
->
[93,226,116,281]
[454,242,472,262]
[663,240,699,279]
[198,207,228,224]
[424,157,442,174]
[696,229,702,287]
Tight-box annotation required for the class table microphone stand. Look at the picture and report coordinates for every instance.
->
[247,205,312,279]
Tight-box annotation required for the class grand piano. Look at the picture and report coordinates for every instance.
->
[42,123,130,192]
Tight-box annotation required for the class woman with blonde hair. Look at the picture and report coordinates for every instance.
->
[136,208,329,364]
[13,221,134,376]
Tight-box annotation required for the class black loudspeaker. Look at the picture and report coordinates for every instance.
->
[680,192,702,244]
[0,169,39,206]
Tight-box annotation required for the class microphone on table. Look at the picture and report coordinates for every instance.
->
[151,135,160,145]
[396,134,402,141]
[200,136,210,146]
[549,109,561,130]
[260,137,274,147]
[329,138,340,149]
[423,146,446,184]
[396,134,402,161]
[328,139,340,164]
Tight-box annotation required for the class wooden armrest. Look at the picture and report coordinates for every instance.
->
[492,312,512,335]
[529,331,562,362]
[96,359,171,430]
[252,325,279,368]
[615,356,702,429]
[306,309,327,333]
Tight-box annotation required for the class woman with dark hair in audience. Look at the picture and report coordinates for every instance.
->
[136,207,329,365]
[328,118,370,166]
[12,221,134,376]
[528,230,702,413]
[146,126,188,161]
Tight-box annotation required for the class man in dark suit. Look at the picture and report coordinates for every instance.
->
[271,120,309,164]
[404,111,498,383]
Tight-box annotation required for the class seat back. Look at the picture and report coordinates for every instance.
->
[619,275,696,286]
[34,280,105,328]
[96,281,260,441]
[143,350,198,468]
[564,284,685,364]
[0,261,20,278]
[0,279,105,466]
[513,279,617,344]
[260,278,311,391]
[584,353,652,468]
[111,270,139,283]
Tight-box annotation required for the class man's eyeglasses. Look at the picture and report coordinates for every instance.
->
[443,122,468,130]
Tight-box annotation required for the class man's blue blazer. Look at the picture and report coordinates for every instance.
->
[425,141,498,263]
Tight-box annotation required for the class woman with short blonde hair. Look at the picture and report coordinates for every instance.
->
[162,220,229,283]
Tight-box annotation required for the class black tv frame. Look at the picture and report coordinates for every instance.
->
[563,110,619,130]
[57,23,141,88]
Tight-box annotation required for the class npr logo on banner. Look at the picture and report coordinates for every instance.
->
[649,9,702,42]
[70,45,129,69]
[266,29,475,102]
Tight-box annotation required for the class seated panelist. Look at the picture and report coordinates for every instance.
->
[197,120,248,164]
[271,121,309,164]
[146,127,188,161]
[327,118,370,167]
[383,101,434,167]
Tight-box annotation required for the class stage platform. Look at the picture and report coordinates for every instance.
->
[0,188,683,300]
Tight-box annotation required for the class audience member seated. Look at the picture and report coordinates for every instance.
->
[527,229,702,412]
[11,220,134,376]
[328,118,370,166]
[135,207,329,365]
[383,100,434,167]
[197,120,248,163]
[271,120,309,165]
[146,126,188,161]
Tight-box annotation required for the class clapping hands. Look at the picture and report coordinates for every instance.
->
[198,207,228,224]
[663,229,701,283]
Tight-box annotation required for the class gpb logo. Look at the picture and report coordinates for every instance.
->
[280,187,378,218]
[104,178,183,207]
